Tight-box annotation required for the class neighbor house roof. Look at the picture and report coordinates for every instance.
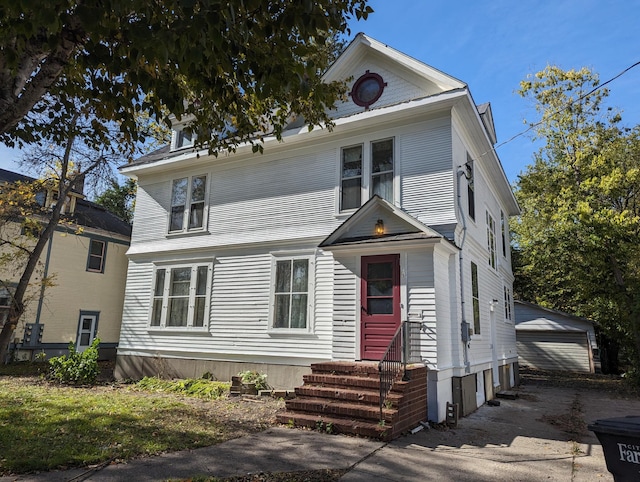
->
[0,168,132,238]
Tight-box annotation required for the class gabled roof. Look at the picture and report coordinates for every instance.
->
[320,195,452,249]
[514,300,596,330]
[0,168,131,238]
[324,33,466,92]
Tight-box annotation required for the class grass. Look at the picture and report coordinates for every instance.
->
[0,379,229,474]
[0,366,240,476]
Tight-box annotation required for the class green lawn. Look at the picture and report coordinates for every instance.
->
[0,376,232,475]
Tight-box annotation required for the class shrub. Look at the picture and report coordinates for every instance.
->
[238,370,269,391]
[48,338,100,385]
[134,376,229,399]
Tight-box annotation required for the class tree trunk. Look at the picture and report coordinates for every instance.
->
[0,133,75,362]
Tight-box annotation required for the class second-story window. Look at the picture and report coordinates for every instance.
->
[339,137,395,211]
[341,145,363,210]
[467,156,475,221]
[169,175,207,233]
[486,211,497,269]
[371,138,394,202]
[501,210,507,257]
[87,239,106,273]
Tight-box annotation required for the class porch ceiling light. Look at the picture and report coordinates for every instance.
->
[375,219,385,236]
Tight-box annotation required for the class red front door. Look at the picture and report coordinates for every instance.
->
[360,254,401,360]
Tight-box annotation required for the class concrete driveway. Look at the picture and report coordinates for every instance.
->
[343,382,640,481]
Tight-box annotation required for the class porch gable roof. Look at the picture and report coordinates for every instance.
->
[319,195,446,248]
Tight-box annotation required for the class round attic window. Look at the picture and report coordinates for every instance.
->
[350,71,386,109]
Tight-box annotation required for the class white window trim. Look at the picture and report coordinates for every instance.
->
[167,174,209,235]
[503,285,513,322]
[172,128,196,150]
[470,261,481,336]
[486,210,497,270]
[87,239,106,273]
[268,252,315,334]
[148,261,213,331]
[336,136,398,215]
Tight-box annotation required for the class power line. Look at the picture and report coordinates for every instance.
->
[491,60,640,155]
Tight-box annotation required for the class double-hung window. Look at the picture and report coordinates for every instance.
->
[339,137,394,211]
[371,138,394,201]
[467,156,475,221]
[504,285,513,322]
[471,262,480,334]
[87,239,106,273]
[500,210,507,258]
[486,211,497,269]
[169,175,207,233]
[150,263,212,329]
[341,145,363,210]
[271,256,313,330]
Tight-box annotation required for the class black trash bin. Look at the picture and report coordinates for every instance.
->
[588,416,640,481]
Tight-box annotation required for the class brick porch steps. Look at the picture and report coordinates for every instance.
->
[276,362,428,441]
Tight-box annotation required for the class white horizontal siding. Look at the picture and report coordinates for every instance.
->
[119,249,334,362]
[401,118,455,226]
[330,58,437,120]
[332,255,358,360]
[406,249,437,365]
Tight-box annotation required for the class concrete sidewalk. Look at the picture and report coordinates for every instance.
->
[3,383,639,481]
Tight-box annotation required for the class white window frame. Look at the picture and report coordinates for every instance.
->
[268,252,315,333]
[168,174,209,234]
[486,210,497,270]
[503,285,513,322]
[173,128,195,150]
[338,137,396,213]
[471,261,481,335]
[501,210,508,258]
[87,239,106,273]
[467,155,475,222]
[149,261,213,331]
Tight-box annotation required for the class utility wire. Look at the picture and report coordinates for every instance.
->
[487,60,640,157]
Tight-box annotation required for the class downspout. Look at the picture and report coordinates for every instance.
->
[456,168,471,373]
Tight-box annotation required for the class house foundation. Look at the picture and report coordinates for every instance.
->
[114,354,312,387]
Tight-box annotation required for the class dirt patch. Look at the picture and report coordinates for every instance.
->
[540,394,588,440]
[520,367,640,398]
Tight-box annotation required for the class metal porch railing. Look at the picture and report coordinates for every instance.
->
[378,321,422,419]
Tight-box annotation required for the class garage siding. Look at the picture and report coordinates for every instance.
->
[516,331,592,373]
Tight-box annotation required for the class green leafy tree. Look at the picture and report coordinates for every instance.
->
[514,66,640,375]
[0,1,372,155]
[94,178,137,224]
[0,99,127,362]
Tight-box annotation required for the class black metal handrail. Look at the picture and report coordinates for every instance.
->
[379,320,426,420]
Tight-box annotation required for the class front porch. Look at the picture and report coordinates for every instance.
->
[276,361,428,441]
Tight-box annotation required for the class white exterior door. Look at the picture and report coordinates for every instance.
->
[77,314,97,352]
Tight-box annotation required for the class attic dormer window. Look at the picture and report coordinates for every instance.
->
[350,71,386,109]
[175,129,194,149]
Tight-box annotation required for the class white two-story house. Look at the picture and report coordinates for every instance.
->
[115,33,519,424]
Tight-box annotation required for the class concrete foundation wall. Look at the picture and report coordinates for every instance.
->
[115,354,312,388]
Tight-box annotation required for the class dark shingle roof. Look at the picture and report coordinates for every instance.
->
[0,168,131,239]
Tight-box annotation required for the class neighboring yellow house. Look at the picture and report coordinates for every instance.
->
[0,168,131,361]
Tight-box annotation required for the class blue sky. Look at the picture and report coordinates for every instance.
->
[1,0,639,184]
[348,0,640,182]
